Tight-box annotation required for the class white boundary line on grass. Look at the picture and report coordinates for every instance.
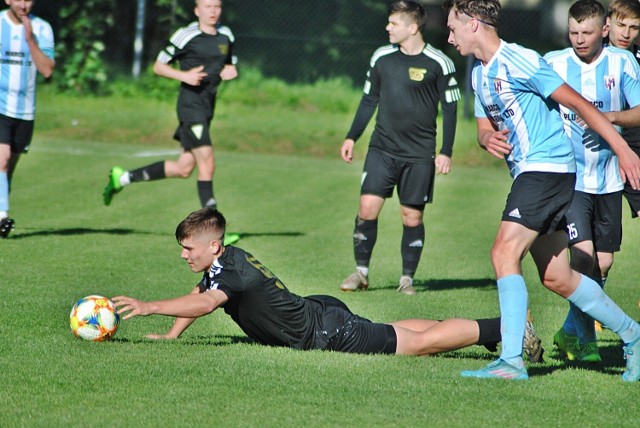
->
[32,145,181,158]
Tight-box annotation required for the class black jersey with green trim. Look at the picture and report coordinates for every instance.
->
[348,44,460,162]
[198,246,324,350]
[622,44,640,146]
[157,22,235,123]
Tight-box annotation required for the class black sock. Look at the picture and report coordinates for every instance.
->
[129,161,165,182]
[197,180,216,208]
[477,318,501,352]
[353,217,377,267]
[401,223,424,276]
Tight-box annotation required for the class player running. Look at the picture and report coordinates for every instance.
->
[0,0,55,238]
[103,0,237,213]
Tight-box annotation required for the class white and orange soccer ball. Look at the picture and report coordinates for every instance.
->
[69,295,120,341]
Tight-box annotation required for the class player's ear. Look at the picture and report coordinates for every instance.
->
[470,18,479,32]
[602,20,610,38]
[209,238,223,255]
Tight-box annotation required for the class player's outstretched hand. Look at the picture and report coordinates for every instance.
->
[341,138,356,163]
[112,295,153,320]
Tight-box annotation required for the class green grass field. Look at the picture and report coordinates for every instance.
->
[1,87,640,427]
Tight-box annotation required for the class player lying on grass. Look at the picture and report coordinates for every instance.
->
[113,207,543,362]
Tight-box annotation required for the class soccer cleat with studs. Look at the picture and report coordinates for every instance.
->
[340,271,368,291]
[461,359,529,380]
[553,328,580,361]
[578,342,602,363]
[0,217,15,238]
[103,166,125,206]
[397,276,417,295]
[523,311,544,363]
[622,337,640,382]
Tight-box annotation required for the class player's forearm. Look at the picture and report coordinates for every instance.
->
[345,95,377,141]
[440,104,457,157]
[605,106,640,128]
[150,293,219,318]
[164,317,197,339]
[27,39,54,78]
[153,61,186,82]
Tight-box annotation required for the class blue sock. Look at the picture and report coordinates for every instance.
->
[572,302,596,344]
[498,274,528,365]
[567,274,640,344]
[562,305,578,336]
[0,171,8,213]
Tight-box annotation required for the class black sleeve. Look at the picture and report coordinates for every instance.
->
[439,100,457,157]
[227,37,235,65]
[345,94,378,141]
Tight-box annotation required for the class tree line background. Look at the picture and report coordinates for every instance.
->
[32,0,574,94]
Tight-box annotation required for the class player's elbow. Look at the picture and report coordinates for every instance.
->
[152,61,165,76]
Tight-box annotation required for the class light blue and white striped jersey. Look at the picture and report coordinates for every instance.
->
[0,11,54,120]
[473,41,575,179]
[544,46,640,194]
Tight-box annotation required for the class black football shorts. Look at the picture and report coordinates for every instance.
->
[501,171,575,234]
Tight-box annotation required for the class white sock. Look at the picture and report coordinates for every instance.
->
[356,266,369,277]
[119,172,131,187]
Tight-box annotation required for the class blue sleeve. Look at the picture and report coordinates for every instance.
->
[525,56,565,99]
[623,52,640,108]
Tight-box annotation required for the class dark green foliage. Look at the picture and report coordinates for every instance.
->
[56,1,113,94]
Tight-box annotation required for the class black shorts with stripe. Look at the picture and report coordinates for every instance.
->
[361,148,435,207]
[173,120,212,150]
[307,295,397,355]
[565,190,622,253]
[501,172,575,234]
[0,113,34,153]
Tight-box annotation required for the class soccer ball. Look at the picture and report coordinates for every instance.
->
[69,295,120,341]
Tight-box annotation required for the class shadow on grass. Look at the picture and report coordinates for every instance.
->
[534,337,626,377]
[9,228,305,240]
[110,334,253,347]
[227,231,305,240]
[367,277,496,292]
[448,337,627,378]
[10,227,147,239]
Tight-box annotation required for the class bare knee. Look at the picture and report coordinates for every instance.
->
[540,271,578,297]
[177,169,192,179]
[491,243,521,277]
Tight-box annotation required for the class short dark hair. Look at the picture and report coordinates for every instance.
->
[569,0,606,24]
[175,207,226,243]
[389,1,427,35]
[442,0,501,28]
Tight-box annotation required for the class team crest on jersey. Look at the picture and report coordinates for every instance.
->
[493,79,502,93]
[218,44,228,55]
[604,75,616,90]
[408,67,427,81]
